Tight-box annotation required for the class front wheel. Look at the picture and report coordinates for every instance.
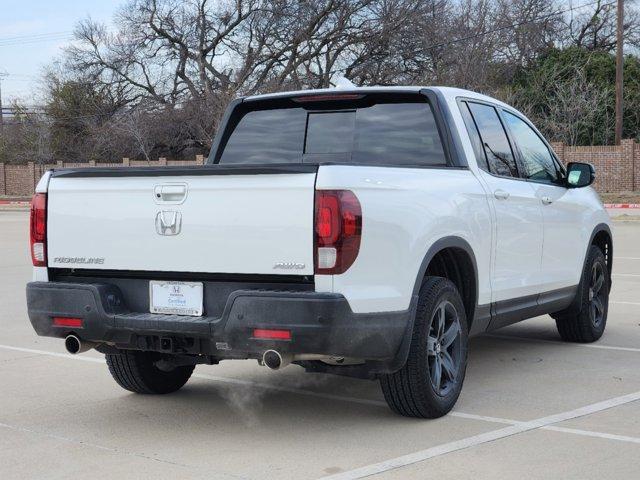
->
[554,245,610,343]
[380,277,468,418]
[106,350,194,394]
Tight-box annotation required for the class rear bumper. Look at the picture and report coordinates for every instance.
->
[26,281,415,375]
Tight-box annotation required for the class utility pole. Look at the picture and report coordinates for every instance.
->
[0,73,5,134]
[615,0,624,145]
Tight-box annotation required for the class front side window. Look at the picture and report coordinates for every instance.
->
[218,96,447,167]
[466,102,518,177]
[503,111,560,184]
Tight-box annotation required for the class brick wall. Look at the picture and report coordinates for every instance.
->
[0,163,5,195]
[4,162,37,196]
[0,147,637,197]
[550,140,637,192]
[0,156,204,197]
[635,142,640,192]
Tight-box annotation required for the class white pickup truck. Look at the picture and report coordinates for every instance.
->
[26,86,612,418]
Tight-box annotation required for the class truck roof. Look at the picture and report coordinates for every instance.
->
[244,86,512,110]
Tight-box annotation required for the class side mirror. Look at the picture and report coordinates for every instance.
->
[566,162,595,188]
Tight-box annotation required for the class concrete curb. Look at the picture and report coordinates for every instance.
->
[604,203,640,209]
[0,201,29,211]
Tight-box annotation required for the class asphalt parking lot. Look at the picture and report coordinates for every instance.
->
[1,210,639,479]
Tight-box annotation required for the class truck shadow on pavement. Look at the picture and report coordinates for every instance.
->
[94,332,568,429]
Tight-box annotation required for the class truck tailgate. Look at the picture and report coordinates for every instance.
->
[46,166,317,275]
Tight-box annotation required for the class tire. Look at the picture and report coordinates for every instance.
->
[106,350,194,394]
[554,245,610,343]
[380,277,468,418]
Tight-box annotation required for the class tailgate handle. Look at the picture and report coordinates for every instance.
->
[154,184,188,203]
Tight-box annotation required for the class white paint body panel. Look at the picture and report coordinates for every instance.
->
[440,88,611,305]
[35,171,51,193]
[315,165,492,313]
[529,183,610,290]
[475,170,544,302]
[47,174,316,275]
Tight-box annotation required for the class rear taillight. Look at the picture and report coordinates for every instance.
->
[30,193,47,267]
[314,190,362,275]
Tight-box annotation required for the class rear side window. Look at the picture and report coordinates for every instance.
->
[218,97,447,167]
[459,101,489,172]
[466,102,518,178]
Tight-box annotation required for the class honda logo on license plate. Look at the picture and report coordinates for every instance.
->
[155,211,182,236]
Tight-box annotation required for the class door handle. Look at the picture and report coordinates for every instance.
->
[154,184,188,204]
[541,196,553,205]
[494,189,510,200]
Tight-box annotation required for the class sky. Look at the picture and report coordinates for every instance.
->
[0,0,122,105]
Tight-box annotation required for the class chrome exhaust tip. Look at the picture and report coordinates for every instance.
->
[262,350,292,370]
[64,335,96,355]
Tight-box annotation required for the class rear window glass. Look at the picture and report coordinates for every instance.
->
[218,108,306,164]
[217,97,447,166]
[306,111,355,154]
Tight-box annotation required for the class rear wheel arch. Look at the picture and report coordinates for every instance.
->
[413,237,479,330]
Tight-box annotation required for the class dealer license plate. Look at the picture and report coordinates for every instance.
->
[149,281,203,316]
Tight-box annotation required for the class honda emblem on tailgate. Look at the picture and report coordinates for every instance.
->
[155,211,182,236]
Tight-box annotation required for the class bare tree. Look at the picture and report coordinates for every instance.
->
[499,65,612,145]
[112,106,156,160]
[493,0,560,67]
[66,0,412,99]
[64,0,419,152]
[0,101,51,164]
[4,0,634,165]
[546,70,611,145]
[561,0,640,51]
[342,0,560,90]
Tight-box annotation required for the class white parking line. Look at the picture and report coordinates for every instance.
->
[611,301,640,306]
[451,414,640,444]
[0,344,104,363]
[0,346,527,425]
[1,343,640,457]
[613,273,640,278]
[320,391,640,480]
[486,333,640,353]
[544,425,640,444]
[616,257,640,260]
